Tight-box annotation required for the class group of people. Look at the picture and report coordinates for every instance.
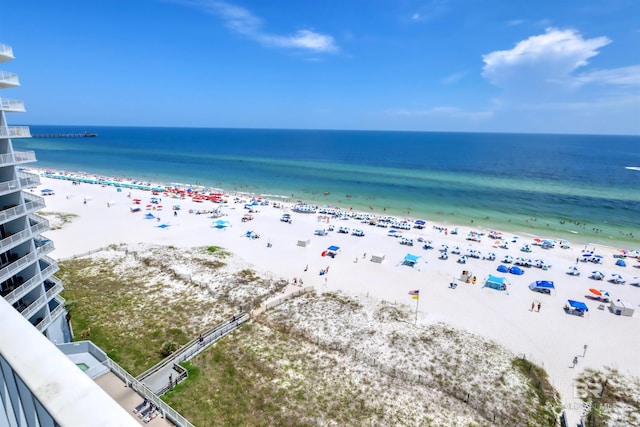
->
[531,302,542,312]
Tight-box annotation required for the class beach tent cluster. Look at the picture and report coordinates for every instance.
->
[496,264,524,275]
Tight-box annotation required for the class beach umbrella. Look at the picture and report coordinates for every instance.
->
[591,271,604,280]
[589,288,602,296]
[610,273,624,284]
[616,259,627,267]
[533,238,541,243]
[440,244,448,252]
[502,255,513,263]
[497,265,509,273]
[415,219,426,225]
[582,253,592,257]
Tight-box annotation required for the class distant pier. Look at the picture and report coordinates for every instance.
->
[31,131,97,138]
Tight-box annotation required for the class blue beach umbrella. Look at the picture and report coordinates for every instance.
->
[590,271,604,280]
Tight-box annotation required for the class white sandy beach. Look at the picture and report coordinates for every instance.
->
[35,171,640,423]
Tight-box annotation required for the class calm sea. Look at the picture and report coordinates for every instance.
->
[14,126,640,246]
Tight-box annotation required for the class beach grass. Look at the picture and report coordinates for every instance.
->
[58,250,222,374]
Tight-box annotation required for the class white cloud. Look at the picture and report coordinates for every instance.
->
[184,1,338,53]
[574,65,640,87]
[441,71,467,85]
[506,19,524,26]
[482,28,611,88]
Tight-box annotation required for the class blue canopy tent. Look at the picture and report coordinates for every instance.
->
[509,266,524,275]
[484,275,507,291]
[403,254,421,267]
[211,219,230,229]
[565,299,589,316]
[615,259,627,267]
[497,264,509,273]
[144,213,155,219]
[529,280,555,294]
[325,245,340,258]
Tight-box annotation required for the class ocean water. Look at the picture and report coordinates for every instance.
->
[14,126,640,246]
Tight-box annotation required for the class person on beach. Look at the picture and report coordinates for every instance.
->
[304,265,308,271]
[538,303,541,312]
[531,302,535,311]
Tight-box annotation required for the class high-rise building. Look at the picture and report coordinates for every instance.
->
[0,42,69,344]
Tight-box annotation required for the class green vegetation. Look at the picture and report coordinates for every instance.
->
[512,357,561,425]
[58,255,219,375]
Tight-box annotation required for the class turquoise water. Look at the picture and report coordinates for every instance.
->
[15,126,640,246]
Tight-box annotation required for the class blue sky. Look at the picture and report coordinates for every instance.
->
[1,0,638,134]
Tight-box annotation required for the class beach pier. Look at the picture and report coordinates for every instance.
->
[31,131,97,138]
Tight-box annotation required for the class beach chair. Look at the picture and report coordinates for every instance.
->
[139,404,153,418]
[133,399,148,413]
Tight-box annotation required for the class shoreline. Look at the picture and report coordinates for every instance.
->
[33,167,637,248]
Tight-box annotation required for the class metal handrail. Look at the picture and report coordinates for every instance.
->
[20,293,47,319]
[0,71,19,83]
[0,98,25,112]
[45,280,63,299]
[136,313,248,381]
[0,44,14,58]
[0,150,36,164]
[0,126,31,139]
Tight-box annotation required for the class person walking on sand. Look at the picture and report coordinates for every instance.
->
[572,356,578,368]
[537,302,541,312]
[531,302,535,312]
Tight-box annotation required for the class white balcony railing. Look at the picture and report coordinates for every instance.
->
[21,293,47,319]
[0,150,37,166]
[0,44,14,60]
[0,98,25,112]
[4,273,40,305]
[0,71,19,86]
[0,194,46,225]
[0,126,31,139]
[45,278,63,299]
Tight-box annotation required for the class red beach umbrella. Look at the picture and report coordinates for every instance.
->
[589,288,602,296]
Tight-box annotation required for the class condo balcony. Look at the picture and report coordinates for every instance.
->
[0,194,46,226]
[0,98,25,112]
[1,255,59,304]
[0,150,37,166]
[0,71,20,88]
[0,217,50,255]
[16,277,63,320]
[35,295,66,332]
[0,126,31,139]
[0,173,40,196]
[0,44,14,63]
